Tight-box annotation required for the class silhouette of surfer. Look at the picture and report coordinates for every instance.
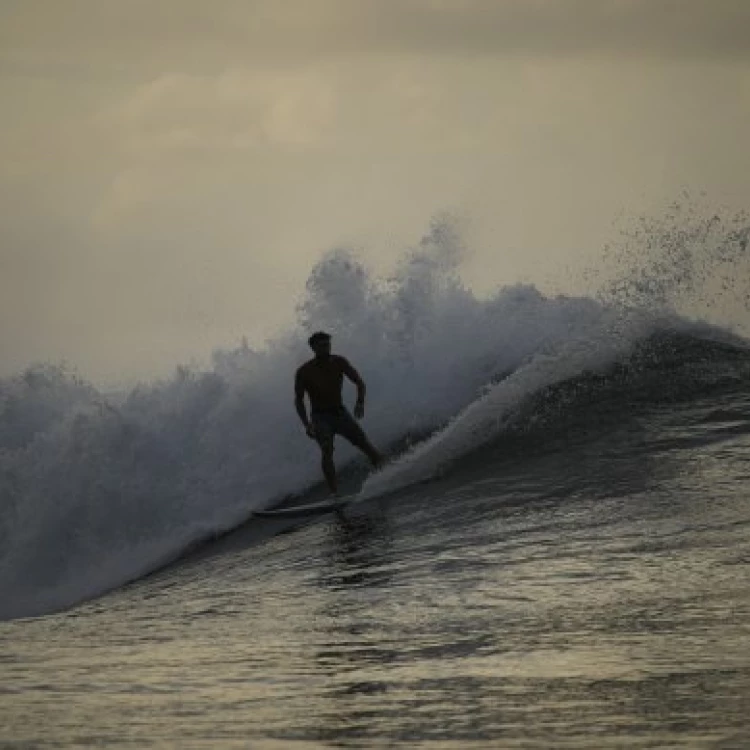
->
[295,331,382,495]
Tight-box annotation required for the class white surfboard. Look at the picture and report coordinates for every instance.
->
[253,495,357,518]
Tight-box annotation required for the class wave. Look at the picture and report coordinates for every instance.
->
[361,320,750,500]
[1,212,749,620]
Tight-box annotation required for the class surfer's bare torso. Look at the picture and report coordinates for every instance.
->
[295,354,360,413]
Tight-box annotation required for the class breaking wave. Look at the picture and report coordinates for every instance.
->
[1,205,749,620]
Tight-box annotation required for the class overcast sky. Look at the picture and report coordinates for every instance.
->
[2,0,749,384]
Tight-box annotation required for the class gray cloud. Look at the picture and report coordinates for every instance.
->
[2,0,750,82]
[1,0,749,383]
[360,1,750,61]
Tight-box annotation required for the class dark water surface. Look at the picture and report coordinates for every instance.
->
[2,390,750,748]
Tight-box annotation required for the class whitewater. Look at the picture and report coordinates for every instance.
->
[1,207,750,747]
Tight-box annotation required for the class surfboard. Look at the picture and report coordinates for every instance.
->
[253,495,356,518]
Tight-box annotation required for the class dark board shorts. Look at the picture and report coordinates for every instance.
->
[311,407,367,451]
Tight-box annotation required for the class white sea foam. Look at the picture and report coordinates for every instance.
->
[1,212,747,619]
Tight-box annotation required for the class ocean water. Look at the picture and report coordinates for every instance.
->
[2,212,750,747]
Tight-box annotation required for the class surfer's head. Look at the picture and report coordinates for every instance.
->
[308,331,331,357]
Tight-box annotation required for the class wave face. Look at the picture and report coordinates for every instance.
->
[1,211,749,620]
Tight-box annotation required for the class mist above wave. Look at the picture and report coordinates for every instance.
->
[1,205,748,619]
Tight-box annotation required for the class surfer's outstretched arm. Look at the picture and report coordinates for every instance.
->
[294,370,314,438]
[341,358,367,417]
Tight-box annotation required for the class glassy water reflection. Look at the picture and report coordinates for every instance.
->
[2,399,750,748]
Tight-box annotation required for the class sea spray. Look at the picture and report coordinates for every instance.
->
[1,209,749,619]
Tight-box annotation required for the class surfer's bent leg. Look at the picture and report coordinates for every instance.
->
[336,409,383,468]
[320,446,337,495]
[312,412,338,494]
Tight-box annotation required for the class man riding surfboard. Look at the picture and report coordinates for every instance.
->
[295,331,382,495]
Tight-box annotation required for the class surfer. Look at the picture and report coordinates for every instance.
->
[295,331,383,495]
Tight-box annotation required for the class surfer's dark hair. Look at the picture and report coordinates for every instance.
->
[308,331,331,348]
